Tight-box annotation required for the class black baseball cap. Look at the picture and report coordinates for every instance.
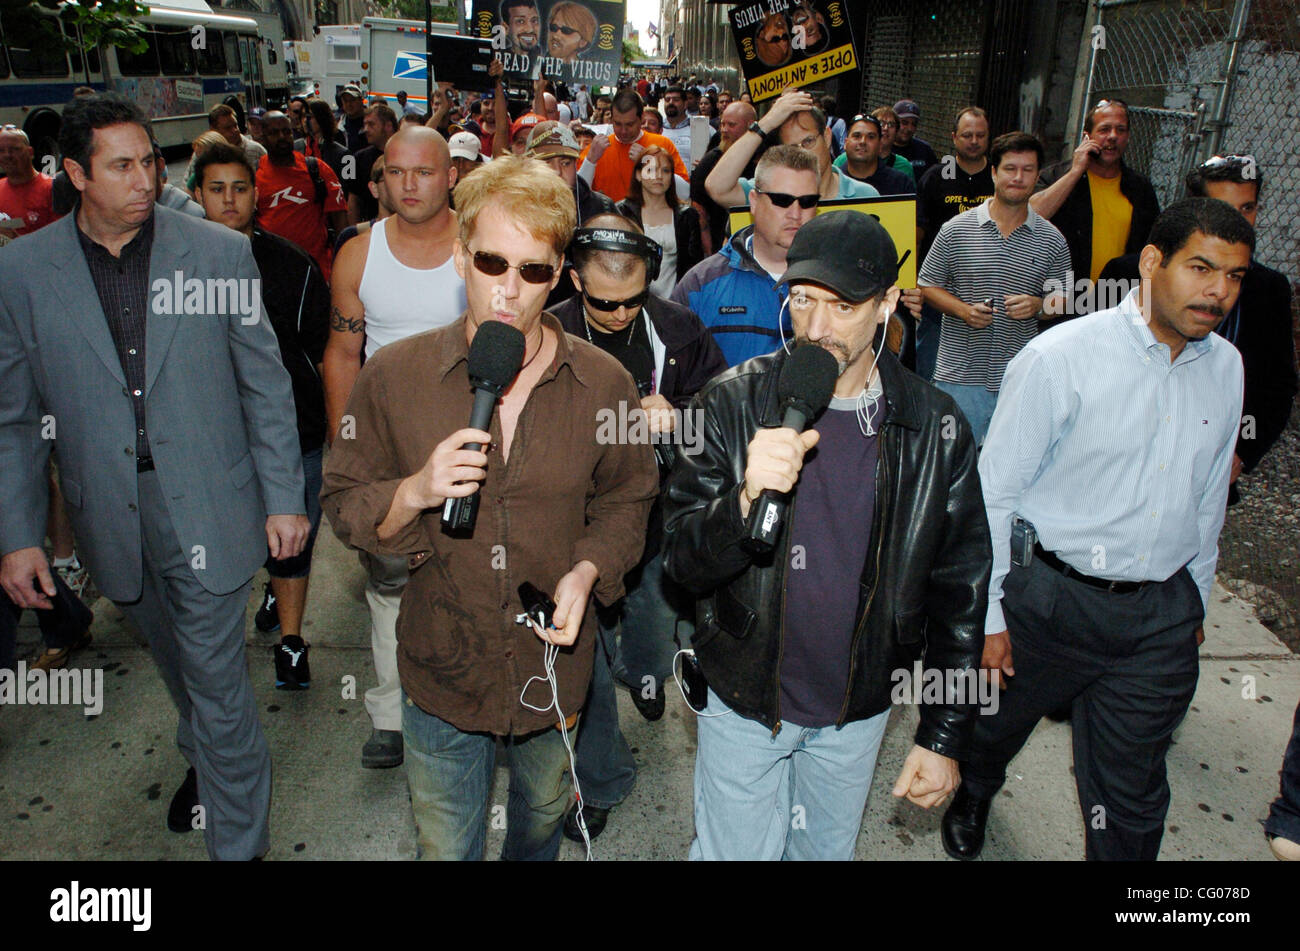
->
[777,211,899,303]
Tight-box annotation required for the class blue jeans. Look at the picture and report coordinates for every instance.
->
[915,304,942,381]
[401,691,573,861]
[1266,697,1300,842]
[933,380,999,446]
[575,553,690,807]
[690,688,890,860]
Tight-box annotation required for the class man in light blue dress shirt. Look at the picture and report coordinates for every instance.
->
[941,198,1255,861]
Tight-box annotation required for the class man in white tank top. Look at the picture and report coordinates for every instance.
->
[324,126,467,768]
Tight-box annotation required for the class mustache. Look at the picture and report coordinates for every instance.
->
[1189,302,1226,317]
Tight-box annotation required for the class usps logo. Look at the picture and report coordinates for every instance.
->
[393,50,428,80]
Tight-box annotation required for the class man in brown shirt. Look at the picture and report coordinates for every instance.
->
[322,156,657,860]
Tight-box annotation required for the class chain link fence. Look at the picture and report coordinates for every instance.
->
[1085,0,1300,648]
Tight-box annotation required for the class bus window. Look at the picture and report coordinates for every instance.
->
[224,32,241,72]
[2,9,71,77]
[157,29,196,75]
[197,29,227,74]
[117,30,161,76]
[84,42,100,75]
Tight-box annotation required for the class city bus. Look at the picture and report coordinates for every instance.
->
[0,1,268,170]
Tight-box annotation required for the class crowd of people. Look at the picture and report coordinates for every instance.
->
[0,65,1296,864]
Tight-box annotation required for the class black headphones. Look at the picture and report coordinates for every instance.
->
[572,227,663,282]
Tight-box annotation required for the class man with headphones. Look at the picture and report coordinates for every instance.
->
[550,212,727,841]
[662,210,992,860]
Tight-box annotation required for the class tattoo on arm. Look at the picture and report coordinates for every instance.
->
[330,306,365,333]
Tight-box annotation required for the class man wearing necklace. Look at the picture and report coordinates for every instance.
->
[550,212,726,842]
[663,210,992,860]
[321,157,658,860]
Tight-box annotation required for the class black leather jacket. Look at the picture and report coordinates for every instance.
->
[662,343,991,758]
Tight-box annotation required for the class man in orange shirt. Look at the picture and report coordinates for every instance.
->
[0,127,58,239]
[254,112,348,281]
[577,89,688,204]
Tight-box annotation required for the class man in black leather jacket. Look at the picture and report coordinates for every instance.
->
[662,210,992,860]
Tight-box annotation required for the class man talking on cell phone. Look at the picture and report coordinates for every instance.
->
[662,210,992,860]
[321,157,657,861]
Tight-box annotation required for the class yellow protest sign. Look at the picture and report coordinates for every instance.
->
[727,196,918,289]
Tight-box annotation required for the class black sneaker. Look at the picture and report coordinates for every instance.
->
[274,635,310,690]
[254,582,280,634]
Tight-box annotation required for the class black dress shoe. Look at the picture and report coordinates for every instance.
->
[941,785,992,860]
[562,801,609,843]
[167,767,199,833]
[629,683,665,721]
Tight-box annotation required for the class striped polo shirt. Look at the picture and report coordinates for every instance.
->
[918,198,1071,392]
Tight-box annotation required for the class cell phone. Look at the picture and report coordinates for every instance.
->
[517,581,557,630]
[1010,516,1038,568]
[680,650,708,710]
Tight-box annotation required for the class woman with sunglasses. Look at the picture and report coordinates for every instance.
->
[546,1,597,66]
[617,146,703,297]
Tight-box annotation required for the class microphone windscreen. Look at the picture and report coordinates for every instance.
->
[466,320,527,389]
[777,344,839,421]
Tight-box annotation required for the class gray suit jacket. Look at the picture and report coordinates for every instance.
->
[0,206,305,600]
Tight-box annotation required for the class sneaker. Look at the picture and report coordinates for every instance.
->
[55,559,89,600]
[254,582,280,633]
[274,635,310,690]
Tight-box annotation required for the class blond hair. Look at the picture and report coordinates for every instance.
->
[549,1,598,47]
[191,130,227,155]
[453,156,576,257]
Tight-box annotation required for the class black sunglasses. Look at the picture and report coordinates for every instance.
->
[754,187,819,209]
[549,23,579,35]
[584,289,649,312]
[472,251,555,284]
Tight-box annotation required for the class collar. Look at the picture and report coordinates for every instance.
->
[1115,289,1214,365]
[435,311,588,387]
[76,211,155,260]
[974,197,1042,233]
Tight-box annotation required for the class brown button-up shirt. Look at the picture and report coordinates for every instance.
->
[322,313,658,736]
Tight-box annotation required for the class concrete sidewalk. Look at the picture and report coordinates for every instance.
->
[2,525,1295,861]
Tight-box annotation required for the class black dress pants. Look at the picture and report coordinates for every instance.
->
[961,556,1203,861]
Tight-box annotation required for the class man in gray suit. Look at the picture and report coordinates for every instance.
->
[0,94,309,861]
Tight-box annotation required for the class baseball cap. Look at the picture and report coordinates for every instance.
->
[893,99,920,119]
[448,131,482,162]
[777,211,899,304]
[340,84,362,99]
[248,107,267,121]
[510,112,544,141]
[524,121,580,161]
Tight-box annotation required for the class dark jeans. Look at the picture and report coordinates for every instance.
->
[1265,697,1300,842]
[914,303,942,381]
[0,571,94,672]
[961,557,1202,861]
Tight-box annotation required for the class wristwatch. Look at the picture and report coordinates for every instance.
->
[748,121,766,139]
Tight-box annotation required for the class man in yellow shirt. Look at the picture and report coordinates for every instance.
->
[577,88,689,204]
[1030,99,1160,316]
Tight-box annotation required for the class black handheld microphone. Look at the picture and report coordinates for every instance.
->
[625,348,676,471]
[743,344,838,555]
[440,321,527,535]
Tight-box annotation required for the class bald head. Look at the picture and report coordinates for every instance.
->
[382,126,455,225]
[385,125,451,168]
[543,92,559,121]
[0,128,36,180]
[720,100,758,149]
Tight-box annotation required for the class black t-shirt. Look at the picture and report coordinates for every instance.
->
[250,228,331,451]
[896,137,940,182]
[690,145,758,252]
[344,146,381,220]
[916,160,995,258]
[842,162,916,196]
[581,308,653,384]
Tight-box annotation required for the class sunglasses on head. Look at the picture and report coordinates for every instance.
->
[754,187,819,209]
[1201,154,1254,169]
[584,289,648,312]
[472,250,555,284]
[550,23,579,35]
